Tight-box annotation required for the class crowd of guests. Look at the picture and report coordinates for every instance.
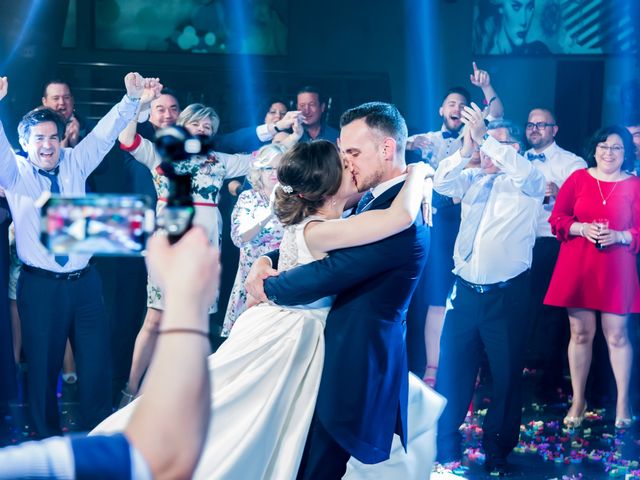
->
[0,61,639,477]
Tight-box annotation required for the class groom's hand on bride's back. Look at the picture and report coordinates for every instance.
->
[245,256,279,302]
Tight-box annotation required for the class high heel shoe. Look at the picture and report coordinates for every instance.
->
[563,404,587,429]
[614,411,634,430]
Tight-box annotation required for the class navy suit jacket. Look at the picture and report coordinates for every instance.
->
[264,181,429,464]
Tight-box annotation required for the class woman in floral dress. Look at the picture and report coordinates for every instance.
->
[222,144,286,336]
[119,93,253,402]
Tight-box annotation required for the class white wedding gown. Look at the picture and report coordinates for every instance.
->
[93,217,446,479]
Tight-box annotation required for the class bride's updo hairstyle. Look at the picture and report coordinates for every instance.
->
[274,140,343,226]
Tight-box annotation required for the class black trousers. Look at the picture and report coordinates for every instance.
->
[17,265,112,437]
[296,413,351,480]
[527,237,568,392]
[0,199,16,404]
[436,272,531,462]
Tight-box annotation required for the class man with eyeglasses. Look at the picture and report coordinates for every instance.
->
[524,108,586,402]
[434,107,545,476]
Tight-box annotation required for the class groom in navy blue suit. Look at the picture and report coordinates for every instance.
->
[248,102,430,479]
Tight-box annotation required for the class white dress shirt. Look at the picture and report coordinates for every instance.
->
[371,173,407,198]
[526,142,586,237]
[0,95,138,272]
[0,435,151,480]
[434,136,545,284]
[407,127,462,169]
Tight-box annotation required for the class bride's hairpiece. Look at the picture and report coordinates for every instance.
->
[281,184,293,194]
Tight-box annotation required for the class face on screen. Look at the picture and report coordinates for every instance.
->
[499,0,535,47]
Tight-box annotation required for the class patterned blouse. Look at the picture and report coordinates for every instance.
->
[222,189,284,335]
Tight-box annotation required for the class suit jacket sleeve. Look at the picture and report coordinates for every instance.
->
[264,228,419,306]
[215,126,262,154]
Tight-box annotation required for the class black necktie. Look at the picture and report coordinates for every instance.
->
[356,190,374,214]
[38,166,61,193]
[442,131,459,140]
[38,167,68,266]
[527,152,546,161]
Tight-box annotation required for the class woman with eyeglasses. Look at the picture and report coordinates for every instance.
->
[544,125,640,430]
[221,144,286,336]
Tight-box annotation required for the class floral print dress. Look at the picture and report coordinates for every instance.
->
[130,136,252,313]
[222,189,284,335]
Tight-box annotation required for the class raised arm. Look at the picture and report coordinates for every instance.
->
[70,72,147,178]
[305,162,432,254]
[125,227,218,479]
[0,77,19,190]
[119,79,162,147]
[470,62,504,120]
[481,135,545,196]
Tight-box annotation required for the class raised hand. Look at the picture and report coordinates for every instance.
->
[469,62,491,88]
[0,77,7,102]
[62,116,81,147]
[276,110,302,130]
[459,124,475,158]
[460,102,487,145]
[124,72,145,99]
[140,78,163,105]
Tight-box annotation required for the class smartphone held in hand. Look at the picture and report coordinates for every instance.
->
[40,195,155,256]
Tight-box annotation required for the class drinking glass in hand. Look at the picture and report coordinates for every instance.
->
[593,218,609,250]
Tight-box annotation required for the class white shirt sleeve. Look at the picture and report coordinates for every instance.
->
[433,150,474,197]
[0,436,74,479]
[0,120,19,190]
[256,124,274,142]
[481,136,545,198]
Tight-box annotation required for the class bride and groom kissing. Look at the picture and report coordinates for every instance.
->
[94,101,445,479]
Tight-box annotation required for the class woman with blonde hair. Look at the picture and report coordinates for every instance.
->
[222,144,286,335]
[119,84,252,403]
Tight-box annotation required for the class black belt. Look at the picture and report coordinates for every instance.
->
[456,270,529,294]
[23,264,93,281]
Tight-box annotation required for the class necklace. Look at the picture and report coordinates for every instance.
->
[595,176,620,205]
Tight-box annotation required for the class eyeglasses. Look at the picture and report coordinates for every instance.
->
[259,166,275,172]
[596,144,624,153]
[525,122,556,130]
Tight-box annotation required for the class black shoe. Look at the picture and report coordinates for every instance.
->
[484,456,510,476]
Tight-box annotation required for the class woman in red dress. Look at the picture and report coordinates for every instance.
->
[545,125,640,429]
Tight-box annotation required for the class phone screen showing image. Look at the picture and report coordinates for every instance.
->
[40,195,155,256]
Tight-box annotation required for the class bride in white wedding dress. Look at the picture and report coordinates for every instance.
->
[93,141,444,479]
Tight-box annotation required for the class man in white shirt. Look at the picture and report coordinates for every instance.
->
[0,73,149,438]
[403,64,505,382]
[524,108,586,401]
[433,107,545,476]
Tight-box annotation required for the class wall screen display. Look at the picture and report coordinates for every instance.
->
[92,0,288,55]
[472,0,637,55]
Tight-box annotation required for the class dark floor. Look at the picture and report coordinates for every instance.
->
[1,367,638,479]
[434,369,640,479]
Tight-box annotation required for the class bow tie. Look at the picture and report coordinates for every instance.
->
[442,131,459,140]
[527,152,546,161]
